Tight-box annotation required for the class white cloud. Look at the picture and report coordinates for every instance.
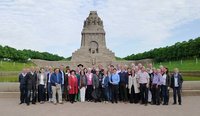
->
[0,0,200,57]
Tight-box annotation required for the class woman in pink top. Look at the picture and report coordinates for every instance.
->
[86,68,93,102]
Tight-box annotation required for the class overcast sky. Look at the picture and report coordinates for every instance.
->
[0,0,200,58]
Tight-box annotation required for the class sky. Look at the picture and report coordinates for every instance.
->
[0,0,200,58]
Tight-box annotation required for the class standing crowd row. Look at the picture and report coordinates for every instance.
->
[19,63,183,106]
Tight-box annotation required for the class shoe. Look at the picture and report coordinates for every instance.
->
[173,103,177,105]
[59,102,63,104]
[179,103,182,105]
[19,102,23,105]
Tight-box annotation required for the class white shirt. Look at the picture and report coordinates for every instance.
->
[162,74,167,85]
[39,74,45,85]
[174,74,179,87]
[48,73,52,83]
[60,71,64,85]
[138,71,150,84]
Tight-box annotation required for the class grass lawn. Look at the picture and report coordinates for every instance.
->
[0,61,35,71]
[183,76,200,81]
[0,76,18,82]
[153,59,200,71]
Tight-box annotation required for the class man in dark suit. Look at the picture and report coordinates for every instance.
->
[170,68,183,105]
[25,67,37,106]
[19,68,27,104]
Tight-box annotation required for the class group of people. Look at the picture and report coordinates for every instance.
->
[18,63,183,106]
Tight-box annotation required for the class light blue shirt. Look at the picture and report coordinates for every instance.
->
[109,73,120,85]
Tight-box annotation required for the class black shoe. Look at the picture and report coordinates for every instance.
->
[173,103,177,105]
[19,102,23,105]
[179,103,182,105]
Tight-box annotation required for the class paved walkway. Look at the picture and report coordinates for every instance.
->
[0,96,200,116]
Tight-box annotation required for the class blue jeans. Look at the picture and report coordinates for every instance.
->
[161,85,169,104]
[103,87,109,101]
[47,83,52,99]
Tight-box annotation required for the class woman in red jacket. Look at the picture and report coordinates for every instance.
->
[68,70,78,104]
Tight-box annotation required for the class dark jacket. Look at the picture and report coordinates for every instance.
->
[25,72,37,90]
[170,73,183,88]
[93,74,99,88]
[80,75,87,88]
[19,73,26,86]
[119,71,128,84]
[165,73,171,87]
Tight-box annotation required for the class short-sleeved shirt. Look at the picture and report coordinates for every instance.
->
[138,71,150,84]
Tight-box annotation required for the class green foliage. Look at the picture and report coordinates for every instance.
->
[0,45,65,61]
[115,56,126,61]
[124,37,200,62]
[66,56,72,61]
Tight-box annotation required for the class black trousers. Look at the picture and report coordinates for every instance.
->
[69,94,75,103]
[111,85,119,103]
[86,85,93,101]
[140,83,148,104]
[119,83,127,101]
[20,85,26,103]
[38,85,45,102]
[26,89,36,105]
[152,84,161,105]
[129,85,140,103]
[173,87,181,104]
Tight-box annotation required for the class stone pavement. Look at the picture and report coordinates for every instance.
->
[0,96,200,116]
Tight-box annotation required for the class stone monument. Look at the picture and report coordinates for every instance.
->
[71,11,115,66]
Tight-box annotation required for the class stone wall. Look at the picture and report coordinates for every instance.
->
[31,59,153,69]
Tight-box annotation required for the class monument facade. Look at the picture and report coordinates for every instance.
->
[71,11,115,66]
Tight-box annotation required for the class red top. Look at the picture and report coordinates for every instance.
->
[68,75,78,94]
